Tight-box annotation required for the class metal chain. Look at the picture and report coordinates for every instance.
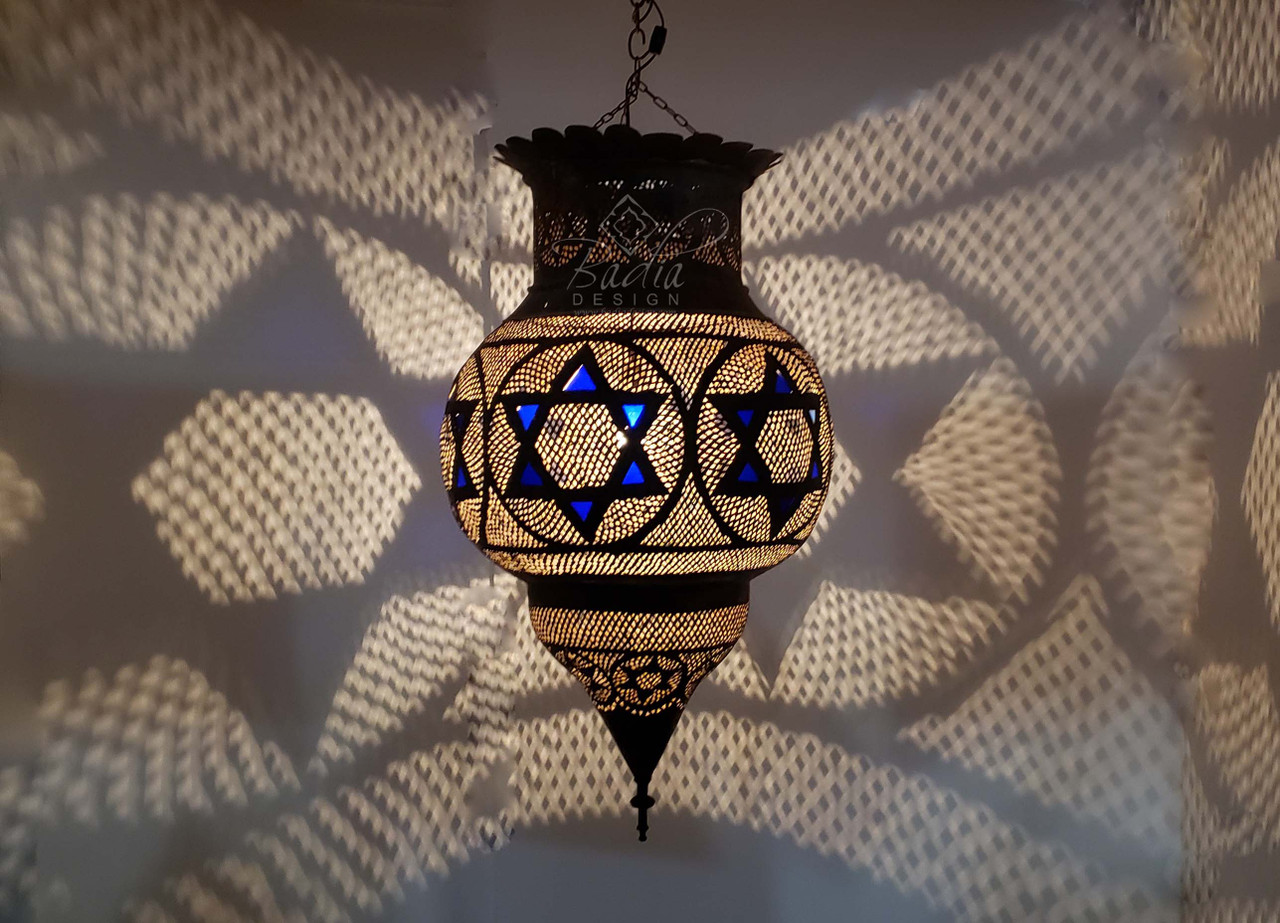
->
[592,0,697,134]
[639,82,696,134]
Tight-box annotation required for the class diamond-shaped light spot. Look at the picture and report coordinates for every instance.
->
[131,391,421,604]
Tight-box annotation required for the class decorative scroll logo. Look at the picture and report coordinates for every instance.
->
[549,195,731,308]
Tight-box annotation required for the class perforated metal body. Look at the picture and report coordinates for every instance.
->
[441,125,833,838]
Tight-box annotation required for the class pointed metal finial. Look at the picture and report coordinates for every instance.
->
[630,782,656,841]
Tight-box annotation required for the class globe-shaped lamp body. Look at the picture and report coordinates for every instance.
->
[441,126,833,837]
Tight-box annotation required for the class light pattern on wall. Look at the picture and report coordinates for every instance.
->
[35,656,300,825]
[1,193,298,348]
[312,576,517,769]
[890,149,1180,382]
[118,707,1175,923]
[1166,0,1280,112]
[0,767,38,916]
[901,575,1181,851]
[1200,0,1280,109]
[1182,754,1224,907]
[315,218,484,380]
[507,710,1169,923]
[488,260,533,318]
[125,741,488,923]
[132,391,420,604]
[1180,139,1280,346]
[702,640,770,700]
[742,14,1165,246]
[1244,373,1280,630]
[487,166,532,255]
[894,358,1060,601]
[1176,136,1229,246]
[1194,663,1280,850]
[1187,901,1280,923]
[0,0,485,232]
[0,111,103,180]
[1088,347,1215,650]
[773,583,1006,708]
[0,450,44,556]
[746,255,997,374]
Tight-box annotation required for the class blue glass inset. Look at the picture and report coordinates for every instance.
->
[807,408,817,423]
[622,461,644,485]
[456,468,468,488]
[516,404,538,429]
[564,365,598,392]
[810,461,820,478]
[739,463,759,483]
[774,371,793,393]
[570,500,593,521]
[520,464,543,486]
[622,403,645,428]
[737,409,754,427]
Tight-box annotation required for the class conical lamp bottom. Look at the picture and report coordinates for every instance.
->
[528,580,748,839]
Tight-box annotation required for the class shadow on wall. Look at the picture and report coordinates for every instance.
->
[0,0,1278,920]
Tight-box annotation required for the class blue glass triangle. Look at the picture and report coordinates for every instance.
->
[807,408,817,423]
[622,461,644,485]
[778,495,800,514]
[520,463,543,486]
[737,409,754,427]
[739,462,759,483]
[455,468,469,488]
[810,461,820,478]
[774,370,793,393]
[564,365,598,392]
[516,404,538,429]
[570,500,593,521]
[622,403,645,428]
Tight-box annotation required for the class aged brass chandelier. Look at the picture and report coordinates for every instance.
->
[441,0,832,839]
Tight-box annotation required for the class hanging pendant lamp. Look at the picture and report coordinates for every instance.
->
[441,1,832,840]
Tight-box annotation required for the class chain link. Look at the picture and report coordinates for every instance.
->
[592,0,697,135]
[639,82,696,133]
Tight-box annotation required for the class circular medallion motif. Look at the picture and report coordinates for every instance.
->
[695,343,833,545]
[486,339,686,547]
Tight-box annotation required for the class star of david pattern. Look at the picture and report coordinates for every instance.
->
[499,346,667,541]
[711,355,825,537]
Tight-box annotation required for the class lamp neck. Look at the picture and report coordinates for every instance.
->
[516,162,755,318]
